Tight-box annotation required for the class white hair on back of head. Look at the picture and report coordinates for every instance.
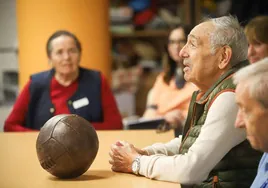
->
[233,57,268,108]
[208,15,248,67]
[233,57,268,83]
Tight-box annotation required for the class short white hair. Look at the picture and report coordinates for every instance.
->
[208,15,248,67]
[233,58,268,108]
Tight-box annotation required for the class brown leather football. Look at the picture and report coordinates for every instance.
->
[36,114,99,179]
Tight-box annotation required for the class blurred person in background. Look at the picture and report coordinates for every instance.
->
[245,16,268,64]
[4,30,122,132]
[142,24,196,131]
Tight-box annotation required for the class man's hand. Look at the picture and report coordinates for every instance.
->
[109,141,147,173]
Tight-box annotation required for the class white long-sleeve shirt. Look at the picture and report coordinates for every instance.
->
[139,92,247,185]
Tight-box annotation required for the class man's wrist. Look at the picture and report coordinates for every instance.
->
[131,155,141,175]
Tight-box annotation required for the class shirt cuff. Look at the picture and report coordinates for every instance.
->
[139,155,151,176]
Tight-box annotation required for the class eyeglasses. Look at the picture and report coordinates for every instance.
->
[168,39,187,47]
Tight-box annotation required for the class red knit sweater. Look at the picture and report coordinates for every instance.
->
[4,74,122,131]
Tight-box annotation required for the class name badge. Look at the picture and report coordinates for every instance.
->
[72,97,89,109]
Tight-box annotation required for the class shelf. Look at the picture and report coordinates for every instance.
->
[111,30,170,38]
[3,84,18,94]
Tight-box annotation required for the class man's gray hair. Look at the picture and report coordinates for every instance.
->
[233,58,268,109]
[208,15,248,67]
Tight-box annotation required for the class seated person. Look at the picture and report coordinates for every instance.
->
[143,25,196,129]
[4,30,122,131]
[109,15,262,187]
[233,57,268,188]
[245,16,268,64]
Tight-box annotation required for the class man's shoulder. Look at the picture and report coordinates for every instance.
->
[217,76,236,91]
[209,76,236,100]
[251,153,268,188]
[259,153,268,167]
[206,78,236,110]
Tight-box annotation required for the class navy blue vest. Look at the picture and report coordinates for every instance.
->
[25,67,103,130]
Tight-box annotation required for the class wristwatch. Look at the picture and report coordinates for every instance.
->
[132,155,141,175]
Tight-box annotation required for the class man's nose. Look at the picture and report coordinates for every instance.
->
[235,109,245,129]
[179,45,188,58]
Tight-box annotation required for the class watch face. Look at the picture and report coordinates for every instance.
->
[132,161,138,172]
[132,159,140,174]
[132,156,141,174]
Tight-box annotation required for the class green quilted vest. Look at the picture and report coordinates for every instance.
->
[179,60,262,188]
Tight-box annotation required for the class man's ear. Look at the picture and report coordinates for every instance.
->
[219,46,232,69]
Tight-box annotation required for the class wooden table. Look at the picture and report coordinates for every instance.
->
[0,130,181,188]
